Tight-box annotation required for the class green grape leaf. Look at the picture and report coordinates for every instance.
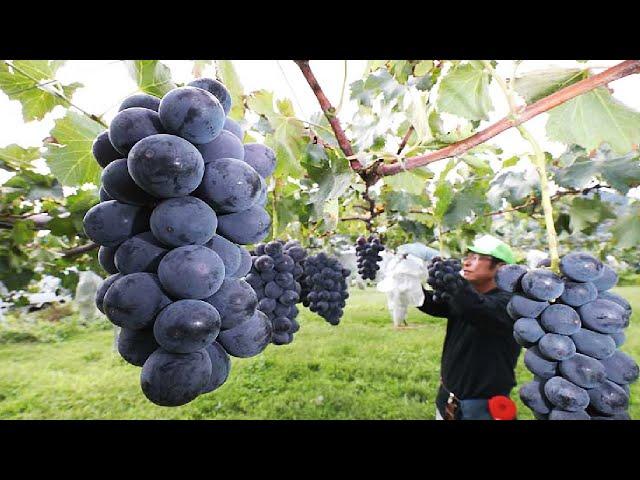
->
[514,68,586,104]
[309,112,339,148]
[47,217,78,237]
[414,61,434,77]
[301,142,328,173]
[364,69,403,102]
[595,148,640,194]
[398,220,434,239]
[272,193,302,239]
[555,144,587,168]
[611,204,640,249]
[433,160,457,221]
[437,62,493,121]
[43,112,104,187]
[502,156,520,168]
[308,148,353,228]
[11,220,35,244]
[434,181,454,221]
[553,147,640,194]
[371,135,386,151]
[125,60,176,98]
[216,60,245,120]
[569,196,615,233]
[553,154,599,189]
[546,87,640,154]
[462,154,493,176]
[442,183,488,228]
[66,189,100,214]
[404,88,432,141]
[382,190,430,212]
[384,168,432,196]
[247,90,277,122]
[0,144,41,172]
[554,212,572,235]
[350,80,374,107]
[488,170,537,208]
[270,118,306,178]
[3,170,63,200]
[0,60,82,122]
[0,255,35,291]
[277,98,296,117]
[389,60,412,84]
[366,60,387,73]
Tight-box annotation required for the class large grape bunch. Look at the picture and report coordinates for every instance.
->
[355,235,385,281]
[300,252,350,325]
[425,256,463,304]
[87,79,277,407]
[496,252,638,420]
[244,240,308,346]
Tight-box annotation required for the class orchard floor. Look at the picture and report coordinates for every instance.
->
[0,287,638,420]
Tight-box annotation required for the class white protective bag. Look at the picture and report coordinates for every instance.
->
[377,252,429,327]
[75,270,104,321]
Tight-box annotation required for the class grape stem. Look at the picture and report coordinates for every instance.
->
[438,223,445,256]
[271,177,281,240]
[63,242,99,257]
[362,182,377,233]
[483,60,560,272]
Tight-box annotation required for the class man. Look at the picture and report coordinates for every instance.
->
[418,235,520,420]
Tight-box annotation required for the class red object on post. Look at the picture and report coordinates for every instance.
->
[488,395,517,420]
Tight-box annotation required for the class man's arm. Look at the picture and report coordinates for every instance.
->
[441,273,513,334]
[417,287,450,318]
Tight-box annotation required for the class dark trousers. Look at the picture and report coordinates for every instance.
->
[435,385,495,420]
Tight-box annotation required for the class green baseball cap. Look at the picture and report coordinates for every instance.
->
[467,234,516,264]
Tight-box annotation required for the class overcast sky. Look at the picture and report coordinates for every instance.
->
[1,60,639,196]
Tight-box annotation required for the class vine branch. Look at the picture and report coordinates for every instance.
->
[397,126,415,155]
[356,184,608,222]
[293,61,361,170]
[295,59,640,183]
[481,184,607,217]
[376,60,640,176]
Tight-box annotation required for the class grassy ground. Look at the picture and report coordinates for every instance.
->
[0,287,638,420]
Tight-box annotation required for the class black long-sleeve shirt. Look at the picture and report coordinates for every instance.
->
[418,287,521,400]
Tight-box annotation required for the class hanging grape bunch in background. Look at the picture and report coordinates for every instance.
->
[425,256,463,304]
[300,252,351,326]
[87,77,277,407]
[496,252,638,420]
[355,236,385,281]
[244,240,308,346]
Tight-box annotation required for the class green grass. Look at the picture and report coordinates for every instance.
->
[0,287,638,419]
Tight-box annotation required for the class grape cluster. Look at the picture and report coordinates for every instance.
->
[355,236,385,280]
[496,252,638,420]
[425,256,463,303]
[244,240,308,346]
[300,253,350,325]
[87,79,277,407]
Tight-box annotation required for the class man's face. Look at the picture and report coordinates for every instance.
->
[461,252,502,284]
